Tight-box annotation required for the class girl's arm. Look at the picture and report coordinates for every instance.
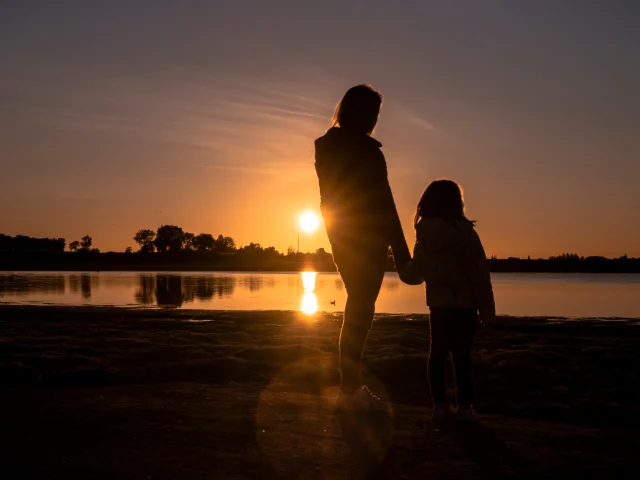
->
[398,242,425,285]
[464,230,496,324]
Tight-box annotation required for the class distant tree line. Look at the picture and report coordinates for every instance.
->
[1,229,640,273]
[0,234,65,252]
[132,226,236,254]
[488,252,640,273]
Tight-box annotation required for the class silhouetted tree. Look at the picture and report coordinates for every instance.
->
[0,234,65,252]
[215,234,236,253]
[154,225,185,252]
[134,229,156,253]
[0,234,13,250]
[184,232,196,251]
[80,235,92,250]
[14,235,29,250]
[125,246,133,254]
[193,233,215,252]
[55,238,65,251]
[549,253,582,261]
[224,236,236,251]
[69,241,80,252]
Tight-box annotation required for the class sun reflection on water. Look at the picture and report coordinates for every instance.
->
[300,271,318,315]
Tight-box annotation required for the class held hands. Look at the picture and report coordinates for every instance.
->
[398,260,423,285]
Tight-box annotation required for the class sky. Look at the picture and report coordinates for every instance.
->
[1,0,639,258]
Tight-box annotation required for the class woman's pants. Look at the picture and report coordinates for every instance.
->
[332,239,389,393]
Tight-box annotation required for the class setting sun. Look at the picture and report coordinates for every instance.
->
[299,211,320,234]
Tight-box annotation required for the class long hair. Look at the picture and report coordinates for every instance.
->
[414,179,468,228]
[332,84,382,135]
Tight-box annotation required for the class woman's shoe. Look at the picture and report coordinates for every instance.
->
[456,404,477,422]
[335,385,390,411]
[432,402,455,423]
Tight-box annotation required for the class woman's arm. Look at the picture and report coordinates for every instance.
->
[383,183,412,268]
[374,152,411,268]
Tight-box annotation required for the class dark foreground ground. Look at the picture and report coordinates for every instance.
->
[1,305,638,479]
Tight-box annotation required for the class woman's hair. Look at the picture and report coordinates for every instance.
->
[332,84,382,135]
[414,179,468,227]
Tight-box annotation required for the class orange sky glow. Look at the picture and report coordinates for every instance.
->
[1,2,638,258]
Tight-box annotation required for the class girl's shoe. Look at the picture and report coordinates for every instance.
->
[432,402,455,423]
[456,404,477,422]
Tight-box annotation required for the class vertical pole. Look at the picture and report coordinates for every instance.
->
[298,233,300,254]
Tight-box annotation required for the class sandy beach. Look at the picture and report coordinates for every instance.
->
[0,305,638,479]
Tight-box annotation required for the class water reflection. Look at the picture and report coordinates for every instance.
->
[69,275,80,294]
[2,272,639,318]
[80,274,92,299]
[300,272,318,315]
[0,274,65,295]
[155,275,184,307]
[134,274,237,307]
[135,275,155,305]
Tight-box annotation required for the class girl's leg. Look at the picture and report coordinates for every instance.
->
[428,308,451,404]
[450,309,478,405]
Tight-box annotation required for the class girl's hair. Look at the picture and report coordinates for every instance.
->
[332,84,382,135]
[414,179,468,227]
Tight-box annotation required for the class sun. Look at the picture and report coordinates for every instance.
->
[299,210,320,233]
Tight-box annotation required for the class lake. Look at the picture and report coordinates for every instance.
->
[1,271,639,318]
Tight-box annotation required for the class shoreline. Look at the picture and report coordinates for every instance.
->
[1,305,638,478]
[2,303,639,322]
[4,266,640,274]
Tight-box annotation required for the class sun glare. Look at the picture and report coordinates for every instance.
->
[301,292,318,315]
[299,211,320,234]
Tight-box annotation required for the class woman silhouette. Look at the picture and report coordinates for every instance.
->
[315,85,411,410]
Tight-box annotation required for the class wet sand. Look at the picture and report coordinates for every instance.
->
[0,305,638,479]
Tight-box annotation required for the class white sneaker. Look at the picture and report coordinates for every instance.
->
[335,385,390,411]
[432,403,455,423]
[456,404,477,422]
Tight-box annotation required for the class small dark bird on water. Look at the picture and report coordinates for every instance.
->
[330,300,336,306]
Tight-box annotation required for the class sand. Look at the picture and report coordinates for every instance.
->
[0,305,638,479]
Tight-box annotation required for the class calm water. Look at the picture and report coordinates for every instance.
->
[1,271,639,318]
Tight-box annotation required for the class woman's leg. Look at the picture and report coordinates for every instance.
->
[450,309,477,405]
[335,243,388,393]
[339,291,378,392]
[428,308,451,404]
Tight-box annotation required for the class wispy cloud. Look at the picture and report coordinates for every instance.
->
[190,164,280,175]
